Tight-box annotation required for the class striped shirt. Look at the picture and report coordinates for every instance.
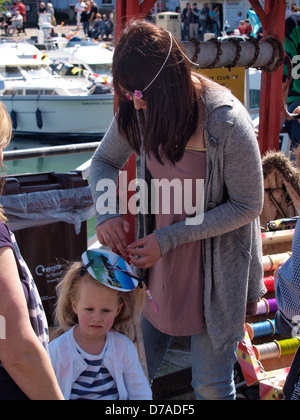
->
[70,340,119,400]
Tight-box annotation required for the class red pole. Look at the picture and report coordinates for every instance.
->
[249,0,286,155]
[114,0,126,42]
[114,0,156,246]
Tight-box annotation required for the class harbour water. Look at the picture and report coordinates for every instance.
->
[4,136,95,176]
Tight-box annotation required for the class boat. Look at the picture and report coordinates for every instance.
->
[0,41,114,138]
[47,41,114,88]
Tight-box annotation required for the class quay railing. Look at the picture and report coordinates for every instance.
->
[3,141,100,179]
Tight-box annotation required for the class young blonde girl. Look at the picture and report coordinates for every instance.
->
[49,253,152,400]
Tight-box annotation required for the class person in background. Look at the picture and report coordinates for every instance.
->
[237,20,246,35]
[47,3,56,29]
[75,0,85,31]
[38,2,46,15]
[181,2,191,40]
[90,12,105,40]
[287,3,298,17]
[244,18,252,36]
[89,0,98,28]
[15,0,26,33]
[2,12,12,35]
[12,0,18,15]
[209,5,220,37]
[102,13,114,41]
[80,5,90,37]
[189,2,200,40]
[0,101,63,400]
[200,2,210,36]
[7,10,23,36]
[236,11,242,28]
[89,20,266,400]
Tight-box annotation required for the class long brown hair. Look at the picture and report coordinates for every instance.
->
[112,20,201,165]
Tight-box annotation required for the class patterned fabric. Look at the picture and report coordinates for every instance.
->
[70,341,118,400]
[9,229,49,350]
[276,216,300,330]
[0,221,49,396]
[291,382,300,400]
[276,217,300,400]
[283,347,300,400]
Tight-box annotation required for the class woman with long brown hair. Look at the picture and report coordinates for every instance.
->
[90,20,266,400]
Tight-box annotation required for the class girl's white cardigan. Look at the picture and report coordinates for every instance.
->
[49,327,152,400]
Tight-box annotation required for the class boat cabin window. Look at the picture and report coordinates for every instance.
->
[1,65,53,80]
[3,88,57,96]
[24,88,56,95]
[52,63,85,77]
[89,63,111,77]
[3,66,24,79]
[249,89,260,111]
[3,89,23,96]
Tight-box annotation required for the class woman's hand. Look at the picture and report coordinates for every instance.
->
[96,217,131,254]
[127,233,162,269]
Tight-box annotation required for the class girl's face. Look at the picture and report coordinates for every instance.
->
[72,280,123,342]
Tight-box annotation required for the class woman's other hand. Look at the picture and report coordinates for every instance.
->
[96,217,131,254]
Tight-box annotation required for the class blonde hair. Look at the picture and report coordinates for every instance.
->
[0,102,12,222]
[53,261,145,340]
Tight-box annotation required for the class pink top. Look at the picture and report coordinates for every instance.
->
[144,148,206,336]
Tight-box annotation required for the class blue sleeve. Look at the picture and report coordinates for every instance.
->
[276,217,300,322]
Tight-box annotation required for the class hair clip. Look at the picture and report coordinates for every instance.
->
[134,90,143,100]
[79,258,94,276]
[124,32,173,103]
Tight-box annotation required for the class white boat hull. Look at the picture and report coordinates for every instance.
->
[1,94,114,137]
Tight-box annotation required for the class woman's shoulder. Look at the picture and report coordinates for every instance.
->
[202,83,249,124]
[0,220,13,248]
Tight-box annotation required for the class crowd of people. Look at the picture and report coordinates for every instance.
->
[180,2,220,40]
[0,0,115,41]
[0,0,26,36]
[178,3,262,41]
[75,1,114,40]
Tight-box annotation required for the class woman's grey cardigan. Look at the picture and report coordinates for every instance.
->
[89,88,267,354]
